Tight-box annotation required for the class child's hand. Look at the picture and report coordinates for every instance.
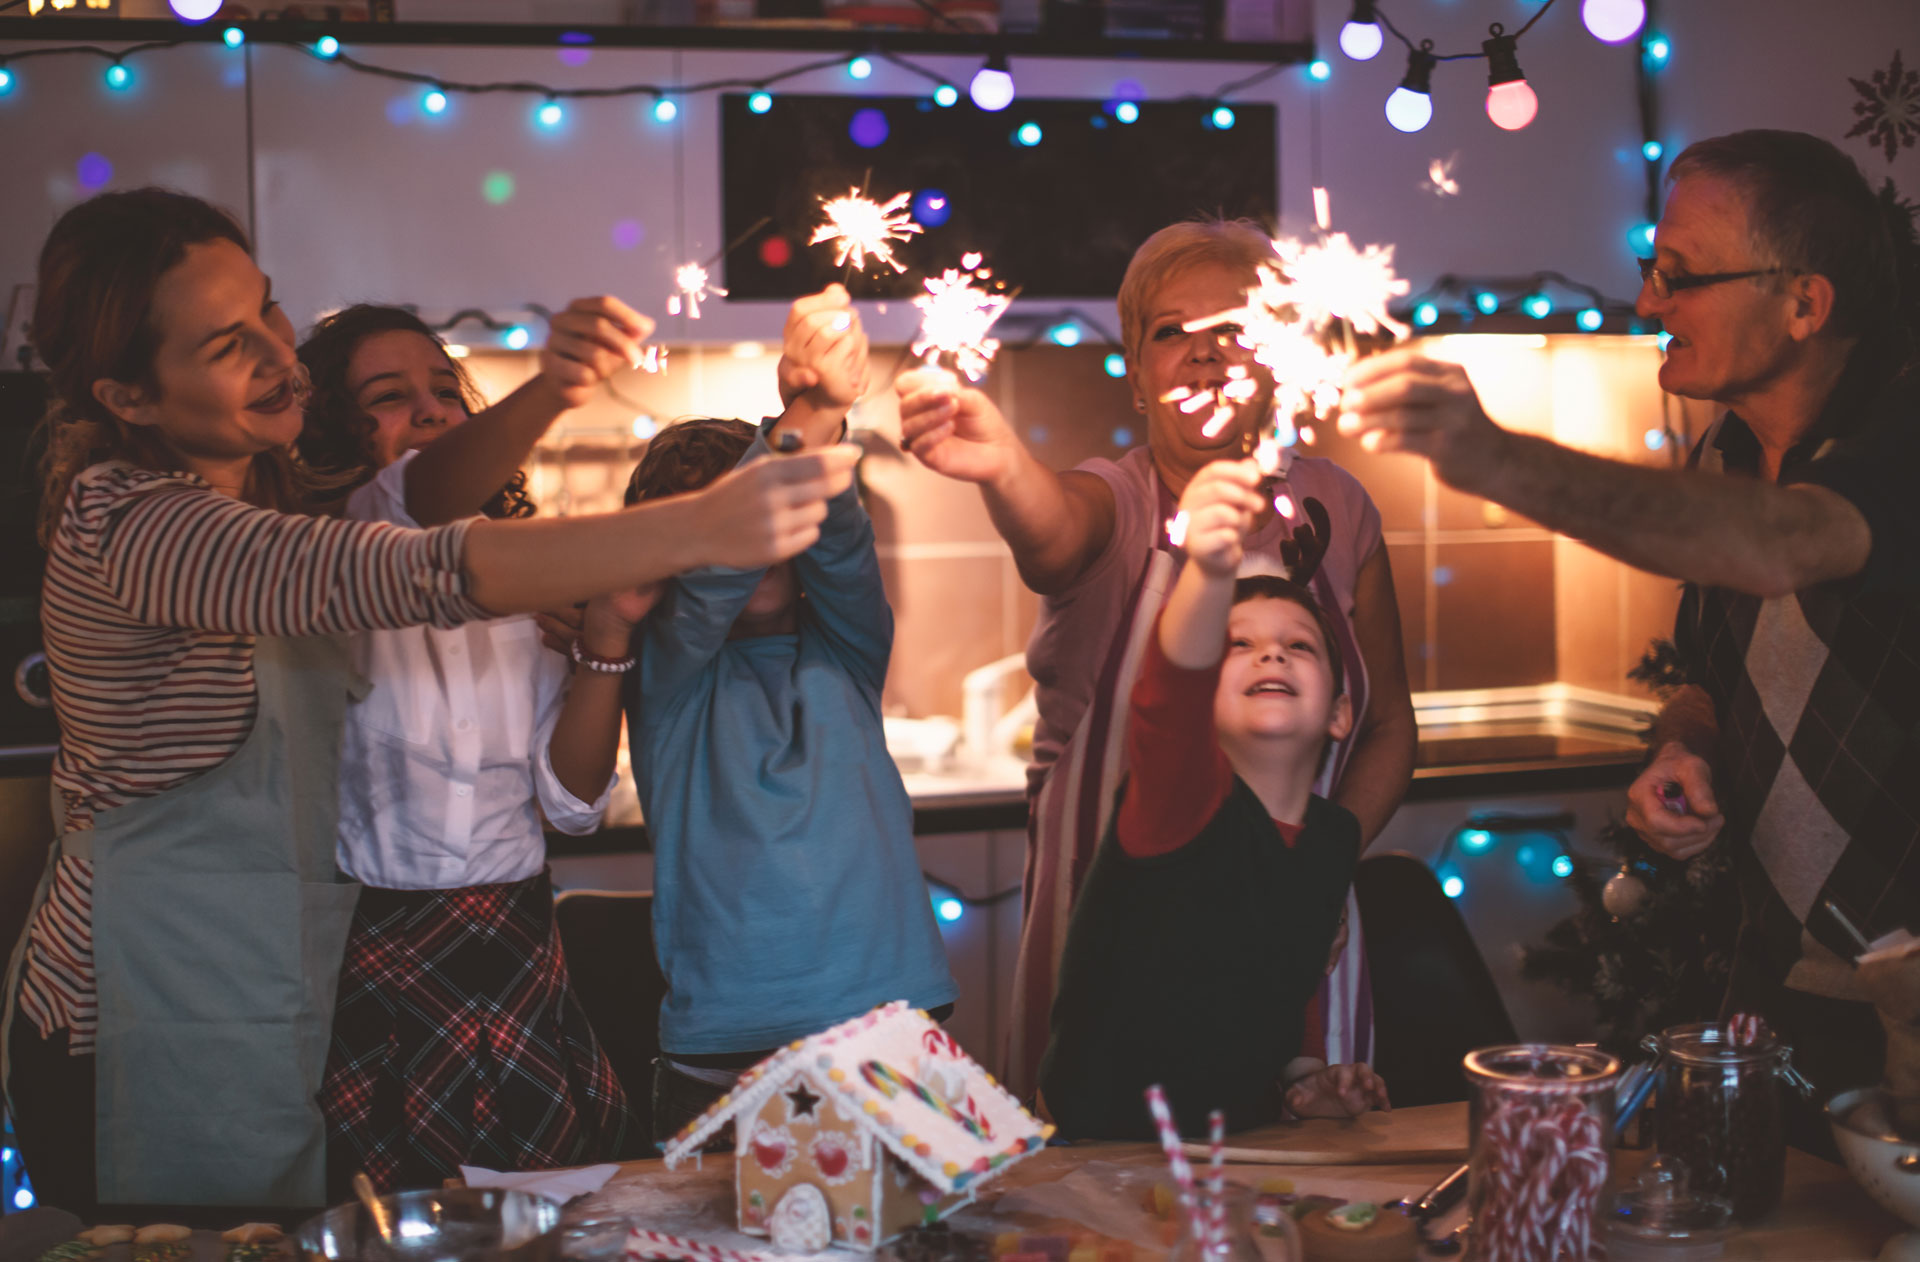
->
[1174,458,1264,578]
[539,296,656,410]
[895,367,1020,485]
[778,286,870,410]
[1284,1063,1391,1119]
[581,584,662,658]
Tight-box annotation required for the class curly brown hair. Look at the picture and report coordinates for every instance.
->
[624,417,757,506]
[297,304,535,520]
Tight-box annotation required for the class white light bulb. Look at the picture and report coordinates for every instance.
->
[1338,20,1383,60]
[169,0,222,19]
[1582,0,1646,43]
[969,66,1015,112]
[1385,87,1432,133]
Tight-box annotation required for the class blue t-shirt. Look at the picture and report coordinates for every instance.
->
[624,431,958,1053]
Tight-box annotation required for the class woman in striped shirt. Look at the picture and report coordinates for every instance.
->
[4,188,854,1215]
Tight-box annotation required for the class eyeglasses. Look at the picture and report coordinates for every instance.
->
[1636,257,1787,300]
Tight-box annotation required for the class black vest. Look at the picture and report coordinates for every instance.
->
[1038,783,1359,1140]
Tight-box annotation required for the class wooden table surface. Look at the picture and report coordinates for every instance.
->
[591,1103,1909,1261]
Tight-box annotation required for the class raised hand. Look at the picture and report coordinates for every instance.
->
[539,296,656,410]
[1339,347,1505,487]
[779,285,870,410]
[1625,742,1724,860]
[1175,458,1265,578]
[894,366,1021,485]
[1284,1062,1391,1119]
[688,446,861,570]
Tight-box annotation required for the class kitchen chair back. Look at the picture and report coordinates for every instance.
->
[1355,851,1517,1108]
[552,888,666,1151]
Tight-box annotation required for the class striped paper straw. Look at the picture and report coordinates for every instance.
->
[1205,1109,1227,1258]
[1727,1012,1765,1049]
[1143,1085,1204,1244]
[626,1228,782,1262]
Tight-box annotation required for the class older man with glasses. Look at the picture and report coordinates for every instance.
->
[1342,128,1918,1154]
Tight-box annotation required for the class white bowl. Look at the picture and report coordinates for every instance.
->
[1830,1086,1920,1259]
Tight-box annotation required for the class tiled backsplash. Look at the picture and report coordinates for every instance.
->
[462,332,1717,722]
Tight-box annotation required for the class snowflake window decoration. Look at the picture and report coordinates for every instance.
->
[1847,49,1920,163]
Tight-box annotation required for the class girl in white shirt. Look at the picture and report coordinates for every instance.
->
[297,302,655,1190]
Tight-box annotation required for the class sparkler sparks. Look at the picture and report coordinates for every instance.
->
[1424,154,1461,197]
[911,260,1013,381]
[666,261,726,319]
[1269,234,1412,341]
[810,187,924,274]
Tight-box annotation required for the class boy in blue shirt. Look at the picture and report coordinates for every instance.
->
[623,288,958,1145]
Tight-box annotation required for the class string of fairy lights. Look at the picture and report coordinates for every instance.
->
[0,0,1674,344]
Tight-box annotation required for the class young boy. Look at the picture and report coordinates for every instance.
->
[1038,458,1390,1139]
[623,288,959,1144]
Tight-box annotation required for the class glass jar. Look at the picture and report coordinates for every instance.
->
[1464,1044,1620,1262]
[1167,1185,1301,1262]
[1645,1022,1813,1223]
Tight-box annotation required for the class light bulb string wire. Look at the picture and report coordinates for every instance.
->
[1374,0,1562,64]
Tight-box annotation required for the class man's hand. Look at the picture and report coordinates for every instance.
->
[1338,348,1507,489]
[778,285,870,410]
[1174,458,1264,578]
[895,367,1022,486]
[538,296,655,411]
[1626,741,1724,860]
[1285,1063,1391,1119]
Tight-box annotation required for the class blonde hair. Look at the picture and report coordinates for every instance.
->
[1115,217,1274,366]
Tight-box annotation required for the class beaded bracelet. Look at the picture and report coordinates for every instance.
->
[570,638,635,674]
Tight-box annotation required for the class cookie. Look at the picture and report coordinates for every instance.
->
[1297,1202,1417,1262]
[133,1228,192,1246]
[77,1228,135,1247]
[220,1226,283,1246]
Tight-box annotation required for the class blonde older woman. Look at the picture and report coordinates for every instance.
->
[893,219,1417,1099]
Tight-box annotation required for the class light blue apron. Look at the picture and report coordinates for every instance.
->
[5,634,364,1206]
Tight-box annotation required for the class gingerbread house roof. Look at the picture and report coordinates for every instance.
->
[661,1001,1052,1195]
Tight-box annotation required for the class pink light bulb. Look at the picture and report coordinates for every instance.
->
[1486,79,1538,130]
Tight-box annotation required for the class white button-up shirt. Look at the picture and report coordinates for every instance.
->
[335,452,614,890]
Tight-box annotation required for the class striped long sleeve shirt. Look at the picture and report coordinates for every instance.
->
[20,462,490,1053]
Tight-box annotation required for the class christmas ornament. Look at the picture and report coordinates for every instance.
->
[1602,867,1650,919]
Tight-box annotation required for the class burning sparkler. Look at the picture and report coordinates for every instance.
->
[811,187,924,275]
[1424,154,1461,197]
[911,260,1013,382]
[666,261,726,319]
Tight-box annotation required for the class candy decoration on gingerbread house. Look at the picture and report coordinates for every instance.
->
[662,1001,1054,1250]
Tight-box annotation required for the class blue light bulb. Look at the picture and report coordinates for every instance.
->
[1015,121,1042,146]
[1459,827,1493,853]
[422,88,448,115]
[222,26,244,47]
[1474,291,1500,315]
[653,97,678,123]
[314,35,340,58]
[1551,854,1575,879]
[1577,307,1604,332]
[935,897,964,922]
[1644,35,1670,64]
[1210,105,1235,130]
[1384,86,1432,133]
[1114,100,1139,124]
[1308,59,1332,81]
[504,325,532,351]
[1657,331,1674,351]
[105,62,133,90]
[1523,294,1553,320]
[1438,865,1466,899]
[13,1188,32,1210]
[1642,139,1663,162]
[1047,322,1081,346]
[1103,353,1126,378]
[0,67,13,94]
[1629,221,1657,254]
[1413,302,1439,327]
[535,100,564,128]
[933,83,958,107]
[1643,428,1666,450]
[848,56,872,80]
[747,91,772,114]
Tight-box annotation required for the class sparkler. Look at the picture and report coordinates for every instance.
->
[911,258,1013,382]
[810,187,923,275]
[666,261,726,319]
[1425,154,1461,197]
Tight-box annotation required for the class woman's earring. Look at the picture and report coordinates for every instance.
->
[1133,397,1146,413]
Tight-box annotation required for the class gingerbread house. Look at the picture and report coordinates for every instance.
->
[662,1001,1053,1250]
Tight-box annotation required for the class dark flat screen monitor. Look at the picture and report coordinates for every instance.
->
[719,93,1277,300]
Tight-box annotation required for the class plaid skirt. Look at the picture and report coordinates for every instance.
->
[318,870,633,1192]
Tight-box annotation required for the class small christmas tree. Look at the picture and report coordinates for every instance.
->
[1519,640,1743,1057]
